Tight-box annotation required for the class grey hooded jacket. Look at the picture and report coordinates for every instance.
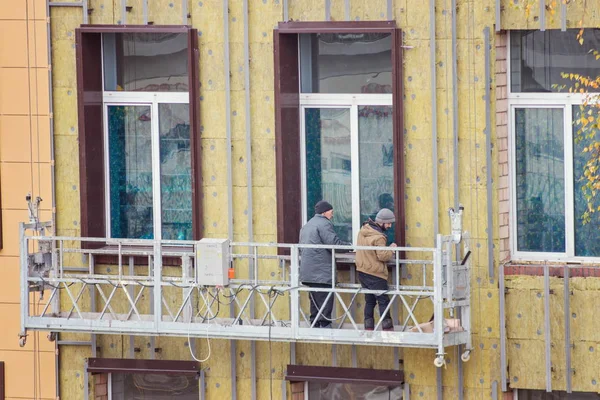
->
[299,214,349,285]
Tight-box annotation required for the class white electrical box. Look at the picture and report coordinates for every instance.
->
[195,238,230,286]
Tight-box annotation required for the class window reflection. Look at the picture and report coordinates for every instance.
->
[510,29,600,93]
[300,33,392,94]
[358,105,394,245]
[103,33,189,92]
[305,108,353,242]
[515,108,565,252]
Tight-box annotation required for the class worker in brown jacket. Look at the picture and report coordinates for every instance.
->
[355,208,397,331]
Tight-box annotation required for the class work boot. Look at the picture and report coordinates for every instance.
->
[382,318,394,331]
[364,318,374,331]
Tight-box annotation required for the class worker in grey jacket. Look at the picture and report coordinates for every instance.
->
[299,200,350,328]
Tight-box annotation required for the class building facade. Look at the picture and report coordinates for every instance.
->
[4,0,600,399]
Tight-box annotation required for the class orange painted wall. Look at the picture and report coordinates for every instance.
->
[0,0,56,399]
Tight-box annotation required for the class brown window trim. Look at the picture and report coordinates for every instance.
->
[273,21,405,249]
[0,361,4,400]
[286,364,403,386]
[87,357,199,375]
[505,264,600,278]
[76,25,202,256]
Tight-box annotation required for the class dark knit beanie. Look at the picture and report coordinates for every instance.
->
[315,200,333,214]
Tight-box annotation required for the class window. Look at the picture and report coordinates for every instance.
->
[109,373,199,399]
[509,29,600,259]
[285,365,404,400]
[274,22,404,247]
[76,27,201,243]
[306,382,402,399]
[515,389,600,399]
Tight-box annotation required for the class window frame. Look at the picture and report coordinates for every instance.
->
[299,94,393,244]
[102,95,190,241]
[507,32,599,261]
[76,25,202,246]
[274,21,404,248]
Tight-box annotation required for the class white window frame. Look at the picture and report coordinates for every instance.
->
[507,32,600,262]
[102,92,189,240]
[108,372,112,399]
[299,93,393,244]
[100,31,191,241]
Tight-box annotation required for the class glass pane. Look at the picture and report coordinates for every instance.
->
[515,108,565,252]
[103,32,189,92]
[159,103,192,241]
[111,373,199,399]
[305,108,352,242]
[307,382,403,400]
[299,33,392,94]
[358,105,395,245]
[510,29,600,93]
[108,105,154,239]
[573,105,600,256]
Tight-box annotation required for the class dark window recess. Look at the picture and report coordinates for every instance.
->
[110,373,199,399]
[76,26,202,249]
[274,21,405,248]
[299,32,392,94]
[517,390,600,399]
[307,382,402,400]
[510,29,600,93]
[103,32,189,92]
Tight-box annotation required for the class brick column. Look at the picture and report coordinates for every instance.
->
[94,373,108,400]
[291,381,305,400]
[496,32,510,264]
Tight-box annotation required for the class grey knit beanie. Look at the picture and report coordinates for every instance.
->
[375,208,395,224]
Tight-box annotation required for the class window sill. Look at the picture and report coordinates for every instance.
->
[504,263,600,278]
[92,244,194,267]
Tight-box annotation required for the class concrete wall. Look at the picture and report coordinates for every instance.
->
[0,0,56,399]
[45,0,600,399]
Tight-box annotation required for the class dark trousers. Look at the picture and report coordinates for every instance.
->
[303,282,333,328]
[358,272,392,322]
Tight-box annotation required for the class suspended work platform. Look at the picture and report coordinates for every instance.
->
[19,211,472,367]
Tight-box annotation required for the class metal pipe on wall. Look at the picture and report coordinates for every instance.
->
[543,265,552,392]
[452,3,463,397]
[499,261,507,392]
[121,0,127,24]
[242,1,257,397]
[143,0,149,24]
[484,27,494,280]
[540,0,546,31]
[563,266,572,393]
[430,0,439,239]
[431,0,440,392]
[345,0,350,21]
[560,0,566,31]
[223,1,236,399]
[496,0,501,31]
